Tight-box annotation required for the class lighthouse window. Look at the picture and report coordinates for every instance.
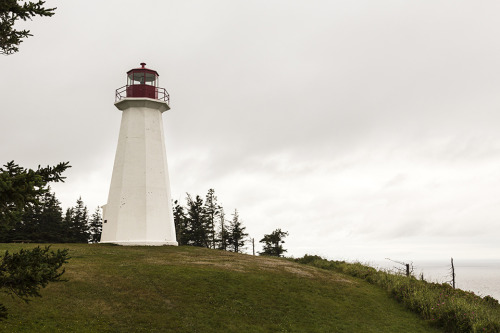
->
[133,72,145,85]
[126,71,157,86]
[145,72,156,86]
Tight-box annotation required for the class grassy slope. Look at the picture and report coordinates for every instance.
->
[0,244,440,333]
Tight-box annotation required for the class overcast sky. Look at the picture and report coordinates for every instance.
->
[1,0,500,262]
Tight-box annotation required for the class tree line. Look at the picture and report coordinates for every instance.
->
[0,160,71,320]
[173,189,289,257]
[0,162,102,243]
[0,161,289,255]
[173,189,248,252]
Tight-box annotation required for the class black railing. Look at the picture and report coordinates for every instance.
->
[115,85,170,104]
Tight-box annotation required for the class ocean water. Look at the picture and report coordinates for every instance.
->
[372,259,500,301]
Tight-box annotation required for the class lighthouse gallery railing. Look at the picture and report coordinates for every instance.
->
[115,85,170,104]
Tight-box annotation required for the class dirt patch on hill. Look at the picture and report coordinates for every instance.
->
[142,248,354,284]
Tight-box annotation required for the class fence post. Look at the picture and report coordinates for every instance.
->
[451,257,455,289]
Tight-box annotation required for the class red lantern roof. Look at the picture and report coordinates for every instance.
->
[127,62,159,77]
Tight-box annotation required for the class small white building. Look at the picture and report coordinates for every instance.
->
[100,63,178,246]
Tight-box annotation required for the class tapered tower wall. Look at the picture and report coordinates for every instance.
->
[101,98,177,245]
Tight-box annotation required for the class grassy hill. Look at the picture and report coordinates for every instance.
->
[0,244,440,332]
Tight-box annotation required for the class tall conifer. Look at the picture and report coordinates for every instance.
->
[65,197,89,243]
[88,207,102,243]
[217,207,230,251]
[173,200,188,245]
[186,194,209,247]
[227,209,248,253]
[203,189,219,249]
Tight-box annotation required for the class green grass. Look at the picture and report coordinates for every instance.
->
[0,244,440,332]
[295,255,500,333]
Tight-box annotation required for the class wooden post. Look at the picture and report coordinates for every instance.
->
[451,257,455,289]
[252,238,255,256]
[406,263,410,277]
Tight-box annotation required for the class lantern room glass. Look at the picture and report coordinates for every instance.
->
[116,64,169,102]
[121,63,165,100]
[127,71,158,87]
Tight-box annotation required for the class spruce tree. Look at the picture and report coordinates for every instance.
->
[0,0,56,55]
[14,190,65,243]
[173,200,188,245]
[203,189,219,249]
[0,161,70,236]
[217,207,230,251]
[227,209,248,253]
[36,191,65,242]
[0,161,70,319]
[1,194,43,242]
[259,229,289,257]
[186,194,209,247]
[62,208,73,242]
[65,197,89,243]
[0,246,68,320]
[88,207,102,243]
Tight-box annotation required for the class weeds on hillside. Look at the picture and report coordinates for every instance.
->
[295,255,500,333]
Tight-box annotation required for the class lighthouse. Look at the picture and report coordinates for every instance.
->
[100,63,178,246]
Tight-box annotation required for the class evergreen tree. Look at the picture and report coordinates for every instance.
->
[217,207,230,251]
[227,209,248,253]
[186,194,209,247]
[0,161,70,235]
[172,189,243,251]
[36,191,65,242]
[0,161,69,320]
[0,0,56,55]
[88,207,102,244]
[0,194,43,242]
[11,190,65,243]
[203,189,219,249]
[61,208,73,242]
[259,229,289,257]
[0,246,68,320]
[173,199,188,245]
[64,197,89,243]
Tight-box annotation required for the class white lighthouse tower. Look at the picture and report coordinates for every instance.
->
[101,63,177,246]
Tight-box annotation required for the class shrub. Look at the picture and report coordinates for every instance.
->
[296,255,500,333]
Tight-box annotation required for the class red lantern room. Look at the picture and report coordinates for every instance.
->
[115,63,170,103]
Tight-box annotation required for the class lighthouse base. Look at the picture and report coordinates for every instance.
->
[100,240,178,246]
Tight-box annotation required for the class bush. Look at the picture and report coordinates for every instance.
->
[0,246,69,320]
